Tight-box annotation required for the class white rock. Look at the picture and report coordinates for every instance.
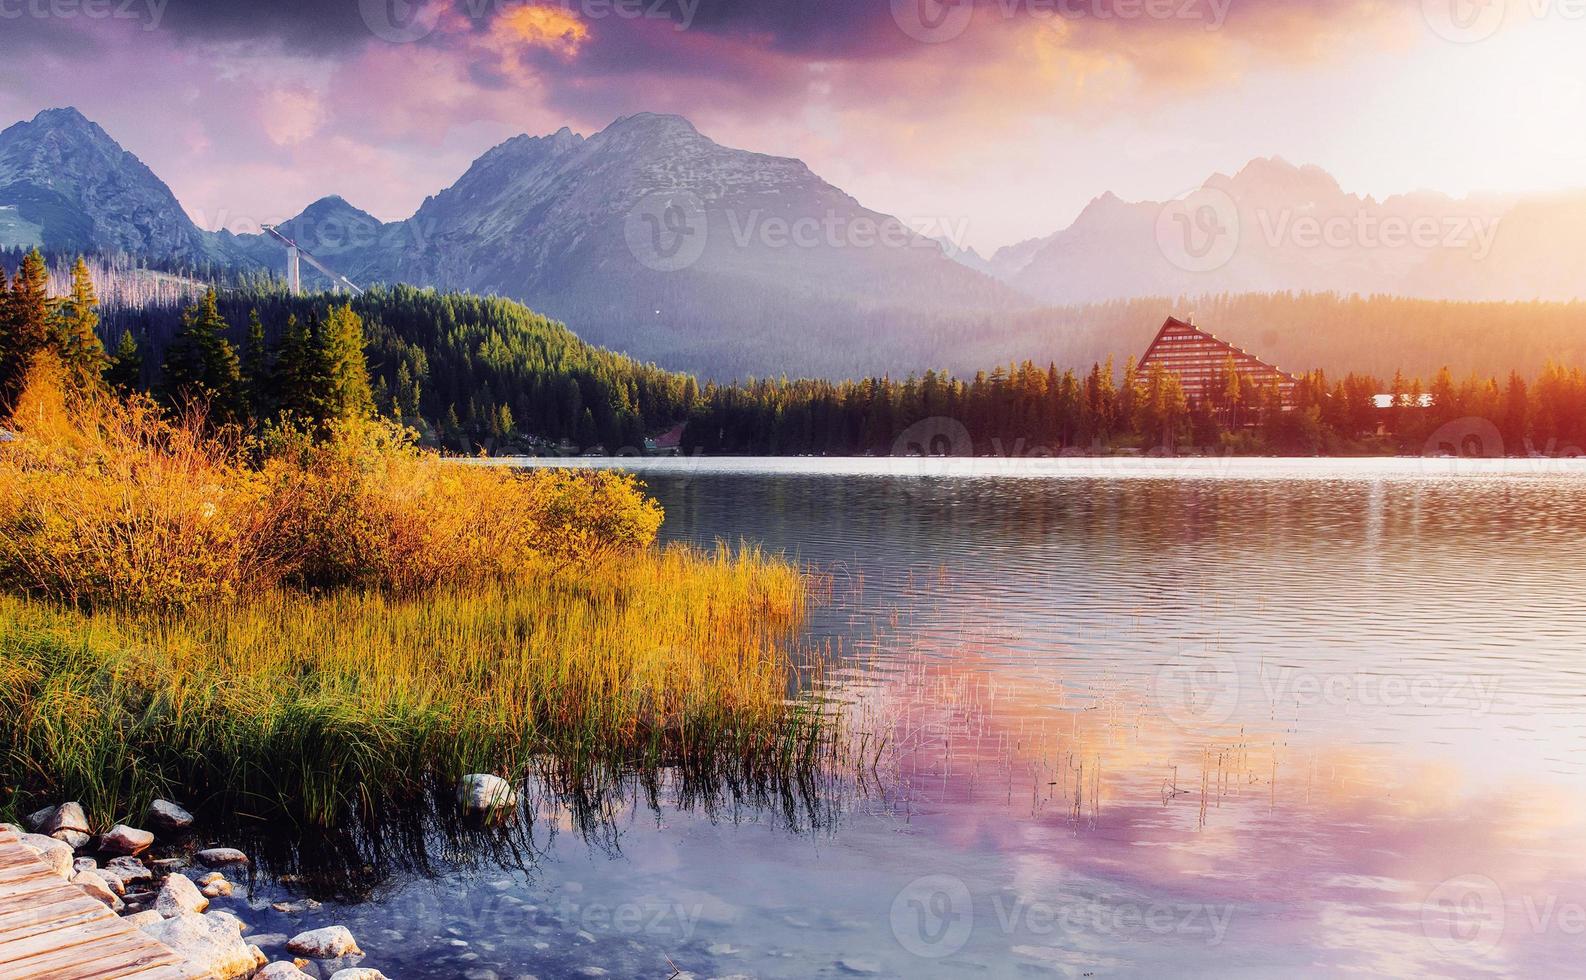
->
[42,802,91,849]
[257,964,313,980]
[147,799,194,832]
[123,909,163,928]
[200,872,234,898]
[100,824,154,856]
[457,774,518,815]
[328,971,390,980]
[287,925,363,959]
[195,847,250,867]
[73,857,98,874]
[18,833,74,878]
[156,873,209,917]
[72,869,124,910]
[141,912,266,979]
[208,909,247,936]
[0,821,23,835]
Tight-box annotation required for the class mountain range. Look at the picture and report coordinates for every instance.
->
[3,107,1586,379]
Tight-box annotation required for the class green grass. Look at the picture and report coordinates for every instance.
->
[0,544,834,829]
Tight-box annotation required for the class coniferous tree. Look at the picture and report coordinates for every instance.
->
[1,250,52,405]
[55,257,107,391]
[272,313,329,426]
[162,288,244,421]
[315,304,374,427]
[241,309,273,419]
[106,329,144,393]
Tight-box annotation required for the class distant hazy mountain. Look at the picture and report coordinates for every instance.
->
[955,157,1586,305]
[236,113,1027,377]
[7,107,1586,381]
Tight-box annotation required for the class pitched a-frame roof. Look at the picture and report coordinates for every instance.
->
[1141,317,1300,401]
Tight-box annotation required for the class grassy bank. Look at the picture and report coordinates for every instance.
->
[0,357,828,828]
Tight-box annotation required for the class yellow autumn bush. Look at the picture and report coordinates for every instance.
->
[0,357,664,606]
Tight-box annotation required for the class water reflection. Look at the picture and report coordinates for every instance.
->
[224,460,1586,978]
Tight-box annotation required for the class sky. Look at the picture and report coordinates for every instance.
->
[1,0,1582,253]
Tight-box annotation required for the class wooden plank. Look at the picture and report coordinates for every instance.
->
[0,915,134,965]
[0,832,200,980]
[0,905,105,945]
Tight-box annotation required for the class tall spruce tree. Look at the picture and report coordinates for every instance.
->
[316,304,374,427]
[56,257,107,391]
[106,329,143,393]
[241,309,273,419]
[162,288,243,421]
[272,312,330,427]
[1,250,52,405]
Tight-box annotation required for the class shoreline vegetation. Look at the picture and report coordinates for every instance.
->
[0,259,837,834]
[15,250,1586,461]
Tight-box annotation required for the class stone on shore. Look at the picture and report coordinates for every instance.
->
[199,871,236,897]
[329,970,390,980]
[257,964,313,980]
[196,847,250,867]
[147,798,195,832]
[457,774,518,816]
[72,869,124,910]
[41,801,92,849]
[73,857,98,874]
[141,911,267,979]
[286,925,363,959]
[156,872,209,917]
[105,855,154,885]
[18,833,74,878]
[23,805,56,831]
[100,824,155,856]
[124,909,164,928]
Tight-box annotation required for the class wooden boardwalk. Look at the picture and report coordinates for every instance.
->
[0,827,203,980]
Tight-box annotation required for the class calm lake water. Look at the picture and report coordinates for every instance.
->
[243,458,1586,979]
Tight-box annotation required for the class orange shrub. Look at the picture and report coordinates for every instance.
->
[0,359,666,606]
